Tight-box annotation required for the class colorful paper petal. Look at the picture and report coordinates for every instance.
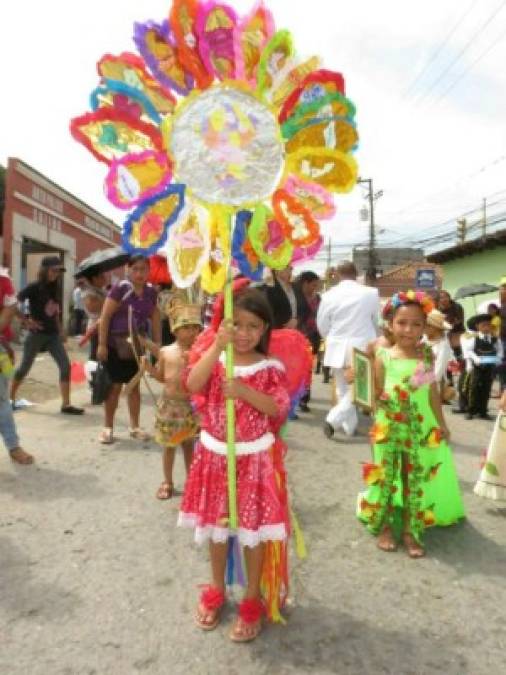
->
[122,184,185,255]
[201,206,231,293]
[232,210,265,281]
[233,1,275,84]
[170,0,214,89]
[286,117,359,154]
[97,52,176,114]
[133,20,193,96]
[287,147,358,193]
[272,189,320,247]
[283,174,335,220]
[90,80,161,124]
[196,2,238,81]
[256,30,294,99]
[269,56,321,107]
[148,254,171,285]
[279,68,346,124]
[282,91,356,139]
[248,204,293,270]
[291,236,323,265]
[105,151,172,209]
[164,203,211,288]
[70,108,164,165]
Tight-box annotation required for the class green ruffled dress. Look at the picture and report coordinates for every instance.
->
[357,347,465,543]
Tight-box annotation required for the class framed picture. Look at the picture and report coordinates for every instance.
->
[352,348,374,412]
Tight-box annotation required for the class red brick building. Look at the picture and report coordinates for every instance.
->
[1,158,121,323]
[373,261,442,299]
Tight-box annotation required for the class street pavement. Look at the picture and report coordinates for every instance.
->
[1,352,505,675]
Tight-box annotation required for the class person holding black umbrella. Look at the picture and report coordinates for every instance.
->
[75,247,130,361]
[436,290,465,334]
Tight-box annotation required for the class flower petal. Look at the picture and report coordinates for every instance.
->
[170,0,213,88]
[248,204,293,270]
[105,151,172,209]
[97,52,176,114]
[70,108,164,164]
[122,184,185,255]
[233,2,275,85]
[133,20,194,96]
[196,3,238,81]
[256,30,294,99]
[232,210,265,281]
[90,81,161,124]
[272,189,320,247]
[201,206,231,293]
[283,174,335,220]
[163,202,211,288]
[286,147,358,193]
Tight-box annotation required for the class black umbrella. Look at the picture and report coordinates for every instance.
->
[74,247,130,279]
[454,283,498,300]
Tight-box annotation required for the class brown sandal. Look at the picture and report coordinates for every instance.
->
[229,598,264,643]
[156,481,174,500]
[195,585,225,631]
[402,532,425,558]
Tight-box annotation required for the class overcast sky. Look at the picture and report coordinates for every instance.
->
[1,0,505,273]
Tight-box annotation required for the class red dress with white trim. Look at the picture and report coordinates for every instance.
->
[178,355,290,547]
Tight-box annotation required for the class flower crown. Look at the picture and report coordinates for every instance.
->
[387,290,435,316]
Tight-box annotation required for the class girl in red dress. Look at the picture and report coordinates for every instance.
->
[178,288,291,642]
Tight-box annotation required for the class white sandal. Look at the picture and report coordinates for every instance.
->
[128,428,151,441]
[99,427,114,444]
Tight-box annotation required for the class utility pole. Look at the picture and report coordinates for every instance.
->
[358,177,382,284]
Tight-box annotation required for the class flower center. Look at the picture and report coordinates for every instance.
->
[169,84,284,207]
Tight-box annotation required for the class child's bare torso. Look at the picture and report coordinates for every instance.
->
[160,343,190,400]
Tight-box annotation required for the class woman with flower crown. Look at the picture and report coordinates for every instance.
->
[357,290,465,557]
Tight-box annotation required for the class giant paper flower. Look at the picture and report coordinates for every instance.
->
[70,0,359,290]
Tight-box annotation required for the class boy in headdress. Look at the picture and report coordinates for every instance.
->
[464,313,503,420]
[142,293,202,499]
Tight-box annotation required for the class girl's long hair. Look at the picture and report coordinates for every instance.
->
[233,288,273,355]
[37,267,60,299]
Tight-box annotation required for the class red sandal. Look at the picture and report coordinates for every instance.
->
[229,597,264,643]
[194,585,225,631]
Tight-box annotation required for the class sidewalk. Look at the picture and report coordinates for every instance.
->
[1,373,505,674]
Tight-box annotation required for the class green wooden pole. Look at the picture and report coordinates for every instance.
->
[224,226,237,529]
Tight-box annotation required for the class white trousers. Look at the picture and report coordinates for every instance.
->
[326,368,357,436]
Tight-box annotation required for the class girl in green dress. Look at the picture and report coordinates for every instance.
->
[357,291,465,558]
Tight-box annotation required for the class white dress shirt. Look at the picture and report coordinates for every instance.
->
[317,279,380,368]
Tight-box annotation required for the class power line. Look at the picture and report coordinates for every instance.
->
[382,194,506,247]
[403,0,478,98]
[430,23,506,106]
[414,0,506,105]
[388,158,506,219]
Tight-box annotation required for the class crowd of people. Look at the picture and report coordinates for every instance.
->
[1,253,506,641]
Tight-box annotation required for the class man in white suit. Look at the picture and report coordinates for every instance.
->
[317,261,379,438]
